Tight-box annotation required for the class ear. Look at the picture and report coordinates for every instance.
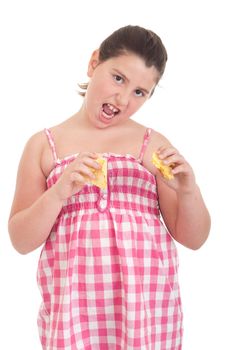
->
[87,49,100,77]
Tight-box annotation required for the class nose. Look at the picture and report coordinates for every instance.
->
[115,91,130,107]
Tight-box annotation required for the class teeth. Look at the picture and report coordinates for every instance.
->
[102,110,115,119]
[107,103,119,113]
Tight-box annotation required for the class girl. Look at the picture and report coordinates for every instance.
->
[8,25,210,350]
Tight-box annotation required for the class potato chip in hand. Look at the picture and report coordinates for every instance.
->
[152,153,174,180]
[89,157,107,189]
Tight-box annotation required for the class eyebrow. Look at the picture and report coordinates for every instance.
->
[113,68,150,95]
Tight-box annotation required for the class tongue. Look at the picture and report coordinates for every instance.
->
[103,104,114,116]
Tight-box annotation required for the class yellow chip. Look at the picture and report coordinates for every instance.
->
[89,157,107,189]
[152,152,174,180]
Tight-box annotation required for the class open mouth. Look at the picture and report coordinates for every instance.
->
[101,103,120,119]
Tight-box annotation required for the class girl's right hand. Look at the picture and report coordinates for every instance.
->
[51,152,100,201]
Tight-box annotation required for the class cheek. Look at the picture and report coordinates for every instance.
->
[124,101,143,118]
[132,98,146,111]
[89,77,109,99]
[86,80,101,102]
[125,99,146,118]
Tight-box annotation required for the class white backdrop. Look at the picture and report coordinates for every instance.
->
[0,1,231,349]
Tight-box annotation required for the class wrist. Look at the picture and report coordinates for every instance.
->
[48,185,65,205]
[176,183,200,198]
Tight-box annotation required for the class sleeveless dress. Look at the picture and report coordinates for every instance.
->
[37,128,183,350]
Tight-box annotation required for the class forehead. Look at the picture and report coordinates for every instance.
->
[101,53,160,85]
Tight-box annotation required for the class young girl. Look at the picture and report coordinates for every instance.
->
[8,25,210,350]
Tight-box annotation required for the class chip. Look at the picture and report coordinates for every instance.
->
[152,152,174,180]
[89,157,107,189]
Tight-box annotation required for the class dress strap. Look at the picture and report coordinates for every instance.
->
[44,128,58,164]
[137,128,152,163]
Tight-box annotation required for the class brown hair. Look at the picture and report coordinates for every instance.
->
[78,25,168,97]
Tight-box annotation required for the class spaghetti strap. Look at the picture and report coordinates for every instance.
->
[44,128,58,164]
[137,128,152,163]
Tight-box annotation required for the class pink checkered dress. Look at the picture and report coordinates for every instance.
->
[37,128,183,350]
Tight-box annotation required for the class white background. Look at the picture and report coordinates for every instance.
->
[0,1,231,349]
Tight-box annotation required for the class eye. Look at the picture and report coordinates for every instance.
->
[113,74,124,84]
[134,89,144,97]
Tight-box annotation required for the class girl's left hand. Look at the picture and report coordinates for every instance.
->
[156,146,196,194]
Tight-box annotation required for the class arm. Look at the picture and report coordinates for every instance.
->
[8,133,63,254]
[8,132,100,254]
[157,176,210,249]
[156,146,211,250]
[143,130,210,250]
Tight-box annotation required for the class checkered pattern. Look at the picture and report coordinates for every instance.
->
[37,129,183,349]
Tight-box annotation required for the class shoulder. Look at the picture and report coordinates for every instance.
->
[127,120,170,147]
[21,129,55,177]
[23,129,48,157]
[149,128,172,149]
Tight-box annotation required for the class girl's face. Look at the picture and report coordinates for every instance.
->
[83,50,160,128]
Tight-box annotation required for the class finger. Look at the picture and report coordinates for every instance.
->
[172,164,188,175]
[83,158,102,170]
[70,172,87,184]
[78,151,99,159]
[157,147,178,160]
[75,163,97,179]
[163,154,185,166]
[75,154,101,171]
